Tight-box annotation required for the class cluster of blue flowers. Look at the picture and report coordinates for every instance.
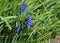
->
[25,14,32,27]
[15,2,32,33]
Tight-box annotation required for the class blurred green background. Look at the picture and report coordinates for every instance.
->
[0,0,60,43]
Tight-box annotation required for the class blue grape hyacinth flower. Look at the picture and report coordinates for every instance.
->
[20,2,27,13]
[25,14,32,27]
[15,22,21,33]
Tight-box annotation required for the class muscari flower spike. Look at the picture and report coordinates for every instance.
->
[25,14,32,27]
[20,2,27,13]
[15,22,21,33]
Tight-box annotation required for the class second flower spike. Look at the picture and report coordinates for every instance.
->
[20,2,27,13]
